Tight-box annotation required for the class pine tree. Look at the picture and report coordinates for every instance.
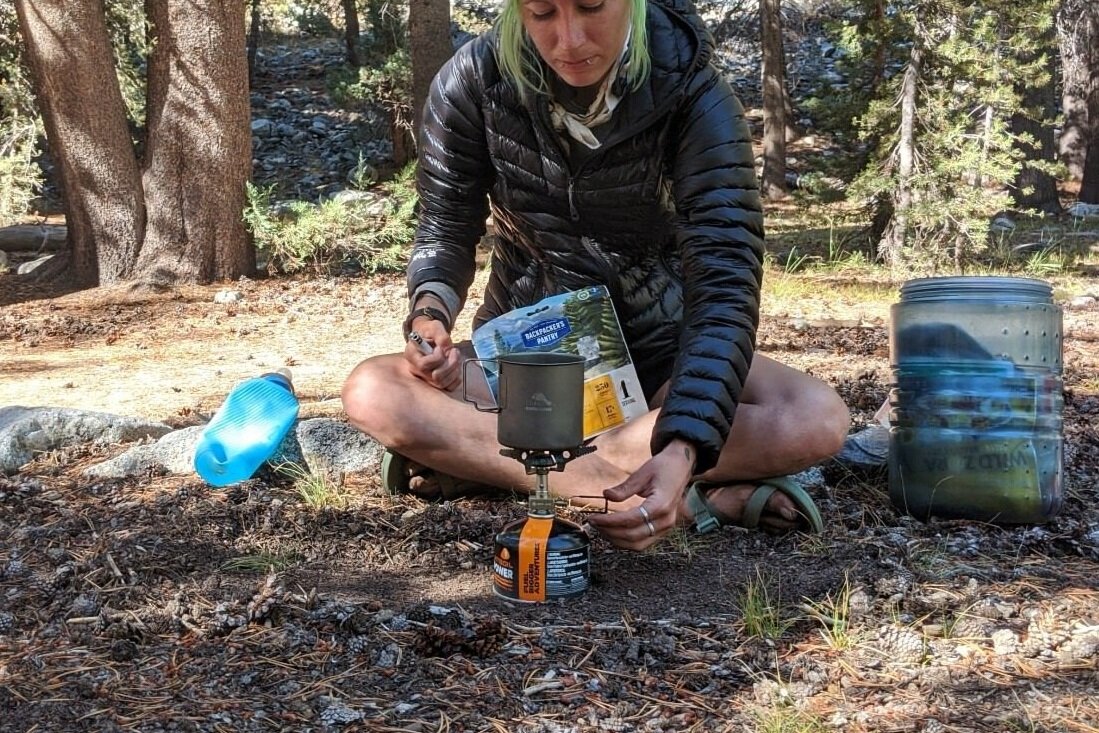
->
[558,291,602,355]
[849,0,1060,272]
[596,300,629,369]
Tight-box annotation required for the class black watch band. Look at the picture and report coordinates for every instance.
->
[403,306,451,338]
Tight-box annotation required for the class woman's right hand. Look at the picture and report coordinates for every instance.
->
[404,319,462,391]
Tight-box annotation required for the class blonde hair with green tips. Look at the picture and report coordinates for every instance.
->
[496,0,651,96]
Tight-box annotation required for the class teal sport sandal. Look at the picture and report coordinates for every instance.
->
[684,476,824,534]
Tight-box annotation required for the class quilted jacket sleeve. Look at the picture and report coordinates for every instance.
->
[407,38,496,315]
[650,67,765,474]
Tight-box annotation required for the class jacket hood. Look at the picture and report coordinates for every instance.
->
[592,0,715,136]
[643,0,714,89]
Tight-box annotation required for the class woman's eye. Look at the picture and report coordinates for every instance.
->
[579,2,604,12]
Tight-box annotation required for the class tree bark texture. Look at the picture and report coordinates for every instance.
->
[141,0,253,283]
[342,0,362,67]
[247,0,262,83]
[776,24,800,142]
[1057,0,1096,181]
[759,0,787,200]
[15,0,144,287]
[1080,69,1099,203]
[1010,46,1062,214]
[408,0,453,137]
[882,33,922,270]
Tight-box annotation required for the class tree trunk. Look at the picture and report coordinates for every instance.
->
[868,0,887,91]
[408,0,452,139]
[776,23,800,142]
[881,33,922,270]
[140,0,253,284]
[1080,69,1099,203]
[1057,0,1095,181]
[247,0,262,83]
[15,0,144,287]
[759,0,787,200]
[342,0,362,67]
[1010,44,1062,214]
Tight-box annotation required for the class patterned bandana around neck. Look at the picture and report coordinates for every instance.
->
[548,27,631,150]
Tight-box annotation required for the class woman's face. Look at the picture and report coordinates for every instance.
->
[519,0,631,90]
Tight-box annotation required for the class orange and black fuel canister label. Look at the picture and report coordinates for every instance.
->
[517,516,554,602]
[493,516,591,603]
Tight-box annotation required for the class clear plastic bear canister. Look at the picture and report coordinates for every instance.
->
[888,276,1063,523]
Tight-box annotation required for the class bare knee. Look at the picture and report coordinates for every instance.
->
[809,382,851,460]
[341,354,411,445]
[775,374,850,466]
[750,357,850,464]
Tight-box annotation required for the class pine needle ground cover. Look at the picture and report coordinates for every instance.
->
[1,269,1098,733]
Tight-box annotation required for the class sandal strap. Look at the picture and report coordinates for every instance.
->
[742,483,778,530]
[765,476,825,533]
[380,449,410,496]
[685,477,825,534]
[685,482,723,534]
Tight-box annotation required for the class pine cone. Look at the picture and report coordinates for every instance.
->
[405,604,435,624]
[413,623,464,657]
[0,611,14,634]
[950,615,991,640]
[247,573,283,623]
[346,634,371,655]
[467,617,506,656]
[104,618,145,642]
[2,559,27,579]
[209,602,247,636]
[1020,622,1071,657]
[876,625,925,663]
[51,562,76,590]
[874,573,913,599]
[344,609,373,635]
[412,616,505,658]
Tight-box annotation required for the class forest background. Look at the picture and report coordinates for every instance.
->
[1,0,1098,288]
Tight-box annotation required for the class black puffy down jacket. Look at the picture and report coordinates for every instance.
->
[409,0,764,473]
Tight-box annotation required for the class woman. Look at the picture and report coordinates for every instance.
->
[342,0,850,550]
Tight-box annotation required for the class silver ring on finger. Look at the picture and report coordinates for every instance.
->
[638,505,655,537]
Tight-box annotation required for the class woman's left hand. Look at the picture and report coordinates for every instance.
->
[586,440,696,550]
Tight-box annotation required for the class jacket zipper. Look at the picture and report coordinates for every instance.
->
[535,81,682,224]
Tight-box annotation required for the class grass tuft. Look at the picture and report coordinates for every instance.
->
[739,568,790,640]
[801,572,855,650]
[275,461,347,510]
[753,706,827,733]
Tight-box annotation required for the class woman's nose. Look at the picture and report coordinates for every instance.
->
[556,13,587,49]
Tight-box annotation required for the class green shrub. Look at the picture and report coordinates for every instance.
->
[0,3,43,224]
[244,163,418,275]
[0,122,41,227]
[105,0,148,131]
[328,49,412,122]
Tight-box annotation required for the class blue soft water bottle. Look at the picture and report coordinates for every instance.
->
[193,368,300,487]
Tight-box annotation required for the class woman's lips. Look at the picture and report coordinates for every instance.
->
[559,57,596,70]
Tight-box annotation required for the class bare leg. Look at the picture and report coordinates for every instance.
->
[592,355,847,474]
[343,351,848,526]
[341,353,633,498]
[580,354,849,528]
[679,354,850,528]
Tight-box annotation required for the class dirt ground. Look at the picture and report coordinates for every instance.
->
[2,267,1099,732]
